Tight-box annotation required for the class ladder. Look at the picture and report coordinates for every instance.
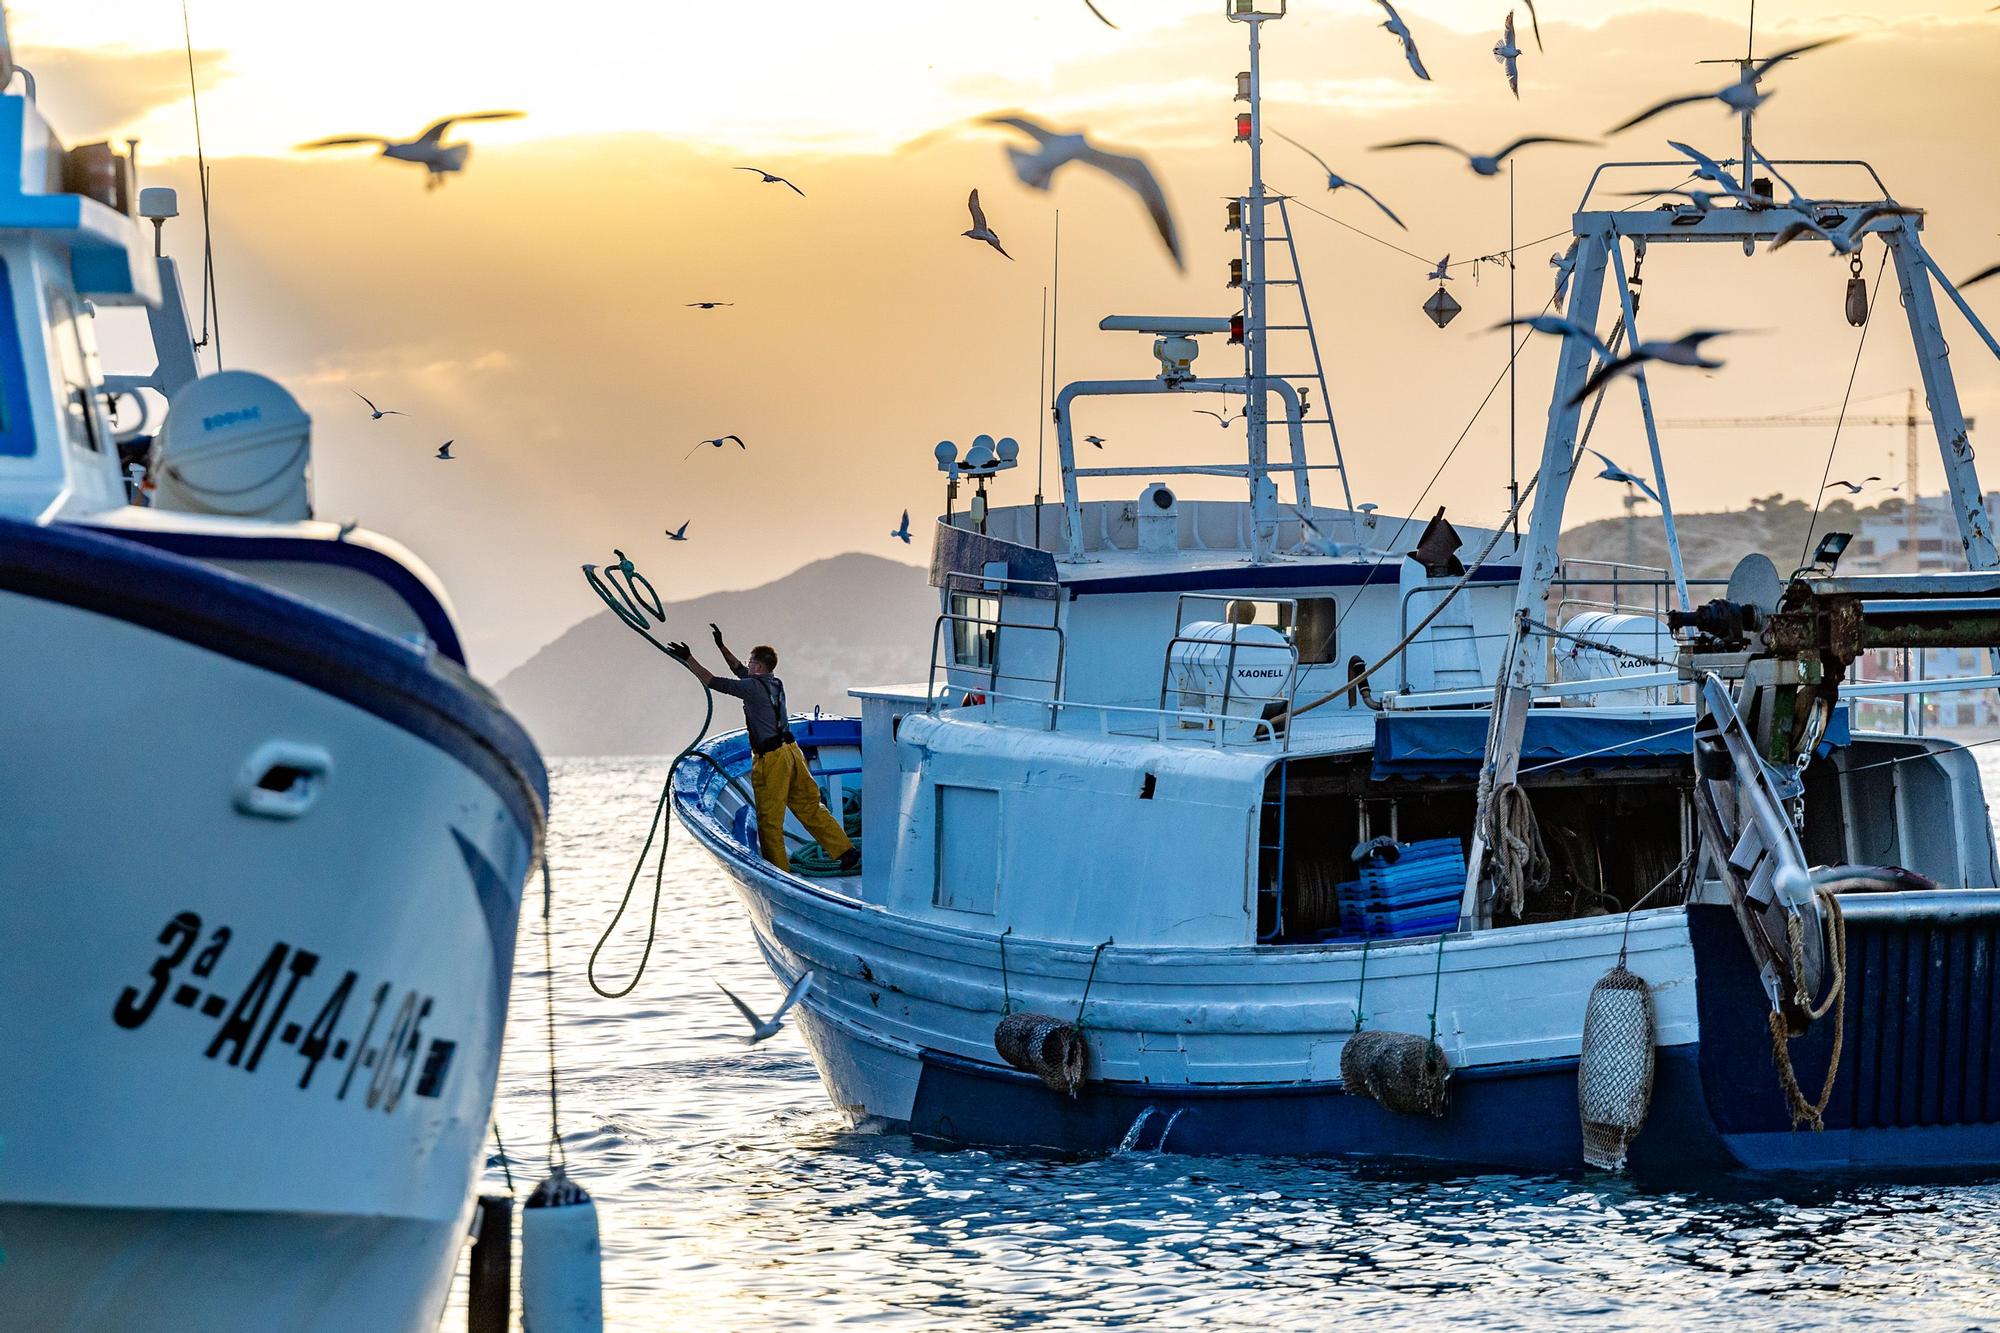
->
[1256,757,1290,942]
[1237,195,1356,516]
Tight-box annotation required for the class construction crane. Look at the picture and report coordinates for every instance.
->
[1663,389,1976,571]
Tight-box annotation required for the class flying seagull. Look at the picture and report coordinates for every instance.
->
[1569,330,1731,405]
[1772,205,1923,255]
[985,116,1182,268]
[1194,409,1242,427]
[685,433,747,460]
[1665,141,1753,200]
[1374,0,1431,81]
[1610,39,1845,134]
[1616,183,1773,212]
[1494,11,1522,98]
[716,970,813,1046]
[1083,434,1107,449]
[435,440,454,460]
[735,166,804,196]
[1271,129,1405,229]
[297,112,524,189]
[666,521,690,541]
[1585,449,1660,503]
[962,188,1012,259]
[891,510,912,544]
[1373,135,1591,177]
[1429,254,1452,281]
[1964,263,2000,289]
[352,389,404,420]
[1524,0,1543,52]
[1823,477,1882,494]
[1083,0,1117,28]
[1494,314,1612,359]
[685,301,734,309]
[1551,237,1580,303]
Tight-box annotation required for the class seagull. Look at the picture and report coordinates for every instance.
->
[984,116,1182,269]
[716,970,813,1046]
[735,166,804,196]
[436,440,454,460]
[1270,129,1405,229]
[1083,434,1108,449]
[1585,449,1660,503]
[666,521,691,541]
[1494,11,1522,98]
[1610,39,1845,134]
[1494,314,1612,358]
[1617,183,1772,212]
[962,189,1012,259]
[1823,477,1881,494]
[1083,0,1117,27]
[1524,0,1543,52]
[352,389,404,420]
[685,302,734,309]
[685,434,747,460]
[1772,205,1923,255]
[1374,0,1431,81]
[891,510,912,544]
[297,112,524,189]
[1194,409,1242,427]
[1428,254,1452,281]
[1373,135,1592,177]
[1569,330,1731,405]
[1964,263,2000,289]
[1667,140,1749,196]
[1551,238,1580,303]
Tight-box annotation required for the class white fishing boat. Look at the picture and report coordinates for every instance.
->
[0,17,545,1329]
[674,2,2000,1174]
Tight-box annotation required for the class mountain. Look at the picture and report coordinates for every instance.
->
[1558,492,1900,586]
[496,552,933,756]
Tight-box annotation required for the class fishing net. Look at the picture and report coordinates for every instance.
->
[1340,1030,1450,1118]
[994,1012,1087,1096]
[1578,964,1656,1170]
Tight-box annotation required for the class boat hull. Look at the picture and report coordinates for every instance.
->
[0,519,544,1330]
[683,720,2000,1177]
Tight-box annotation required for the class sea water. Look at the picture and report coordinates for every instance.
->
[453,755,2000,1330]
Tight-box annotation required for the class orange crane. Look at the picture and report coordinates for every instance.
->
[1663,389,1976,571]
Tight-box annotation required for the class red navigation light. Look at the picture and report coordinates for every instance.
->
[1235,113,1252,142]
[1228,314,1245,345]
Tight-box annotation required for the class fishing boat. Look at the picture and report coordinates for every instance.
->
[0,17,546,1328]
[676,2,2000,1173]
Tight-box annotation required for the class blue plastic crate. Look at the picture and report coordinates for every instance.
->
[1352,837,1467,939]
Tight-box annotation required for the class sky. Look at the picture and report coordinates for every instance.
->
[14,0,2000,675]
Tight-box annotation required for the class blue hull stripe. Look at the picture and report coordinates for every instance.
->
[0,515,548,840]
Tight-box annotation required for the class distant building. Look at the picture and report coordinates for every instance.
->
[1845,492,2000,732]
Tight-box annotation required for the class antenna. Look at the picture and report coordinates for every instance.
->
[1035,284,1048,547]
[1050,207,1061,431]
[1507,158,1518,540]
[181,0,220,369]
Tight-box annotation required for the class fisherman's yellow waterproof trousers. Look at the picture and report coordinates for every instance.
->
[751,741,854,871]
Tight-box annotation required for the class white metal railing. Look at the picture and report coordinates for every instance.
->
[952,684,1285,748]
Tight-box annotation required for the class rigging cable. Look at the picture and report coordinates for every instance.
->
[180,0,220,368]
[1800,244,1891,567]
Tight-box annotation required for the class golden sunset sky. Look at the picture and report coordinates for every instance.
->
[14,0,2000,673]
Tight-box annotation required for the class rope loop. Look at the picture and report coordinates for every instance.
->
[1767,888,1850,1132]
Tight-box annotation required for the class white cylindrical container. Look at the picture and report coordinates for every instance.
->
[520,1168,604,1332]
[1555,611,1669,703]
[148,370,313,520]
[1169,620,1295,718]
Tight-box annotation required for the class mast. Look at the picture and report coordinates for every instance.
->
[1232,0,1282,561]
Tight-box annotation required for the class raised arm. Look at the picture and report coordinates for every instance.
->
[665,641,722,689]
[711,623,748,676]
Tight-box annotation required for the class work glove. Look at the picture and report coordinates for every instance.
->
[709,622,726,648]
[665,640,691,662]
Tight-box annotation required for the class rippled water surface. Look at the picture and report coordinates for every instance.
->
[456,756,2000,1330]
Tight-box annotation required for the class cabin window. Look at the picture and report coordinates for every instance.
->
[934,784,999,914]
[48,290,102,455]
[1295,597,1338,664]
[949,592,999,670]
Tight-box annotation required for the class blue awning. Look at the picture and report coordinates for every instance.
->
[1370,706,1851,779]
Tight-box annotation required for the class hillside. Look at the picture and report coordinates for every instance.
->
[1558,492,1903,585]
[496,552,933,756]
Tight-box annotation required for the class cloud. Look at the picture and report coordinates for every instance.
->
[19,45,228,141]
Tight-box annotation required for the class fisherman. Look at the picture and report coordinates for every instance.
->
[666,625,858,874]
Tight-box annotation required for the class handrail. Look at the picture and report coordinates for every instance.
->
[957,682,1284,749]
[926,609,1068,729]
